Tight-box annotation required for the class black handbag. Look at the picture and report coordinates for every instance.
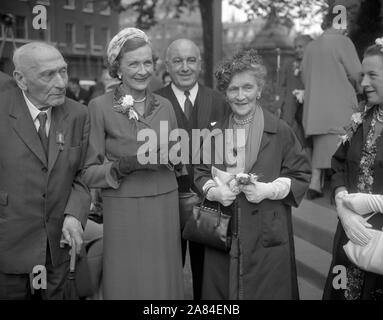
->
[179,190,201,229]
[182,195,231,252]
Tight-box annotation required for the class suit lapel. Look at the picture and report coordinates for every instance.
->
[9,90,48,167]
[195,85,212,129]
[48,104,69,173]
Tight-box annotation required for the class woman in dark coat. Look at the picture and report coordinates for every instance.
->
[323,41,383,300]
[193,49,311,300]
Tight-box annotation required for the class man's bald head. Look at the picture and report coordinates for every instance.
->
[166,39,201,62]
[165,39,202,91]
[13,41,68,109]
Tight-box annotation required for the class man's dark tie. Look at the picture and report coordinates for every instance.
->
[37,112,48,157]
[184,90,193,120]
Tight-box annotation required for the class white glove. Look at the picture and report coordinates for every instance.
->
[240,178,291,203]
[292,89,304,104]
[206,184,237,207]
[343,193,383,215]
[336,199,373,246]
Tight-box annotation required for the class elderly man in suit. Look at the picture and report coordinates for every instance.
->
[156,38,228,300]
[0,42,90,300]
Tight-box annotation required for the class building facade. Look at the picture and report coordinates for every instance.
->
[0,0,119,80]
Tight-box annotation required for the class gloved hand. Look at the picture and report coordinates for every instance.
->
[240,178,291,203]
[111,155,159,180]
[241,181,274,203]
[337,198,373,246]
[206,184,237,207]
[343,193,383,215]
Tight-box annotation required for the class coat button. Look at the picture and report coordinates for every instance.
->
[42,193,46,199]
[252,209,259,215]
[41,167,47,173]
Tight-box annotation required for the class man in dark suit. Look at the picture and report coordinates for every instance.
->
[156,38,228,300]
[0,42,90,299]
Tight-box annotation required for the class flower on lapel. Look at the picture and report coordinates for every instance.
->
[56,132,65,151]
[121,95,134,107]
[375,37,383,51]
[338,110,366,146]
[113,94,138,120]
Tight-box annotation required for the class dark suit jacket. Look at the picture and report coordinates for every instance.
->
[0,87,90,274]
[156,83,229,192]
[0,71,17,92]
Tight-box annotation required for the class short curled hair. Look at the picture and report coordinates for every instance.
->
[108,37,155,79]
[215,49,267,93]
[364,43,383,60]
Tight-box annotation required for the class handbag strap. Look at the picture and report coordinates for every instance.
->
[198,190,222,226]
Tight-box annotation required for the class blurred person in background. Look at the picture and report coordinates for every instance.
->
[278,34,312,149]
[66,77,91,105]
[301,4,362,199]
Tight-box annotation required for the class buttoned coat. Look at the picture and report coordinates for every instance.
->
[0,87,90,274]
[194,109,311,299]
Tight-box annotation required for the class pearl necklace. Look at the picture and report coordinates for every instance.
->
[233,113,254,126]
[134,96,146,103]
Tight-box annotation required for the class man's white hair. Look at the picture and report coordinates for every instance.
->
[13,41,60,72]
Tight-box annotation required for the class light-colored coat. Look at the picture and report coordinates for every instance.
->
[302,29,361,136]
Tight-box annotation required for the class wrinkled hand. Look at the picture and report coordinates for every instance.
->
[337,200,372,246]
[61,215,83,254]
[207,184,237,207]
[240,181,274,203]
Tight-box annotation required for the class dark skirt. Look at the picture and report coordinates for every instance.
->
[323,221,383,300]
[102,190,184,300]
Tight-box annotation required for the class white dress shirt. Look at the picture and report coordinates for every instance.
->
[171,82,198,113]
[23,92,52,136]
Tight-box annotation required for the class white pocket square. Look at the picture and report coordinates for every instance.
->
[210,121,217,126]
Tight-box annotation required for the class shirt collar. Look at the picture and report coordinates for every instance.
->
[171,82,199,105]
[22,91,52,121]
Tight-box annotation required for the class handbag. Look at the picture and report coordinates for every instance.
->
[179,190,201,229]
[182,195,231,252]
[343,213,383,275]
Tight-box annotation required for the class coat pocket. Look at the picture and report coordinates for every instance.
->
[261,208,288,248]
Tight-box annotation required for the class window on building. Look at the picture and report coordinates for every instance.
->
[64,0,75,9]
[84,25,94,48]
[99,4,111,15]
[101,27,110,46]
[65,23,75,44]
[83,0,94,12]
[36,0,50,5]
[15,15,27,39]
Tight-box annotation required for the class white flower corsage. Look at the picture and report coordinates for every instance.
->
[338,111,365,146]
[113,94,139,120]
[375,37,383,51]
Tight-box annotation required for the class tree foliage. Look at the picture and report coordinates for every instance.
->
[229,0,328,27]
